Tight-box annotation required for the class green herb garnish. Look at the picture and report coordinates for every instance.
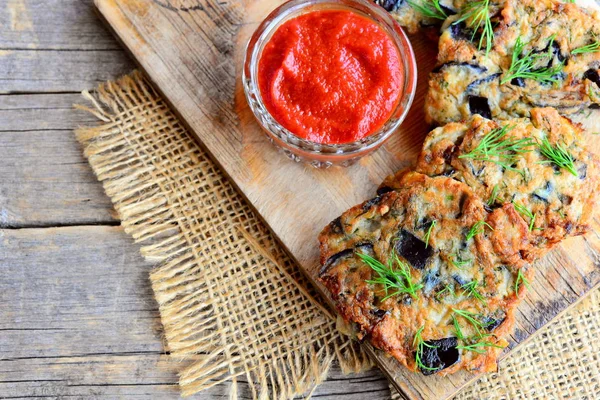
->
[452,308,490,337]
[501,35,564,85]
[452,315,465,340]
[466,220,494,241]
[407,0,448,20]
[452,311,504,355]
[487,184,500,206]
[436,284,456,300]
[359,253,423,301]
[414,326,440,372]
[461,280,486,304]
[453,0,494,55]
[451,253,471,269]
[457,336,504,354]
[515,269,531,293]
[537,137,578,176]
[458,124,535,175]
[572,38,600,55]
[424,220,437,248]
[513,201,536,232]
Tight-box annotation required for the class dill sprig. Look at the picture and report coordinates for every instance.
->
[515,269,531,293]
[466,220,493,241]
[407,0,448,20]
[359,253,423,301]
[452,311,505,354]
[457,336,504,354]
[458,124,535,175]
[453,0,494,55]
[572,35,600,55]
[513,201,536,232]
[501,35,564,85]
[461,280,486,304]
[572,41,600,55]
[424,220,437,248]
[452,308,491,337]
[452,314,465,340]
[451,253,471,269]
[414,326,440,372]
[487,184,500,206]
[436,284,456,300]
[537,137,578,176]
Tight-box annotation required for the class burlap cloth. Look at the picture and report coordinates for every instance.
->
[75,71,600,399]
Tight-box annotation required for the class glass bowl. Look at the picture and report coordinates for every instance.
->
[242,0,417,168]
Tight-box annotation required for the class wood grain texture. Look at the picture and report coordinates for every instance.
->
[0,93,118,227]
[0,225,179,398]
[0,225,390,399]
[0,0,133,94]
[0,0,124,50]
[0,0,130,224]
[0,48,132,94]
[95,0,600,399]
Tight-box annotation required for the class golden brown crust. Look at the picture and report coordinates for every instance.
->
[319,172,531,375]
[374,0,468,34]
[320,0,600,378]
[410,108,600,259]
[488,204,535,262]
[425,0,600,126]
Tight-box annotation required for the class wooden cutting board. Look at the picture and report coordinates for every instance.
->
[95,0,600,398]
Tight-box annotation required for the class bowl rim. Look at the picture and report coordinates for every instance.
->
[242,0,418,160]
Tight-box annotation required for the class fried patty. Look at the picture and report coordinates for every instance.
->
[319,172,532,375]
[380,108,600,260]
[373,0,463,33]
[374,0,599,34]
[425,0,600,126]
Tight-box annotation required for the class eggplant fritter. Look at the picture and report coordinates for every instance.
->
[373,0,463,33]
[380,108,600,260]
[425,0,600,125]
[319,172,532,375]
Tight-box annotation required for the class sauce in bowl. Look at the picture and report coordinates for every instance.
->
[258,10,404,145]
[243,0,417,167]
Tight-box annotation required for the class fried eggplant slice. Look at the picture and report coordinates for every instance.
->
[319,172,531,375]
[373,0,461,33]
[425,0,600,125]
[403,108,600,259]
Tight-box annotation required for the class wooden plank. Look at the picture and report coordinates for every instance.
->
[94,0,600,399]
[0,93,99,131]
[309,368,391,400]
[0,94,118,227]
[0,0,134,93]
[0,225,178,397]
[0,0,129,222]
[0,225,391,399]
[0,49,132,94]
[0,0,123,50]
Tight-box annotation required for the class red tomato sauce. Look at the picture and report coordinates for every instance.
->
[258,10,404,145]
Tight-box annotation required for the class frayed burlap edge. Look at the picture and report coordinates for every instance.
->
[75,70,372,399]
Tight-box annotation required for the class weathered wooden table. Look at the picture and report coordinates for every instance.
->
[0,1,393,398]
